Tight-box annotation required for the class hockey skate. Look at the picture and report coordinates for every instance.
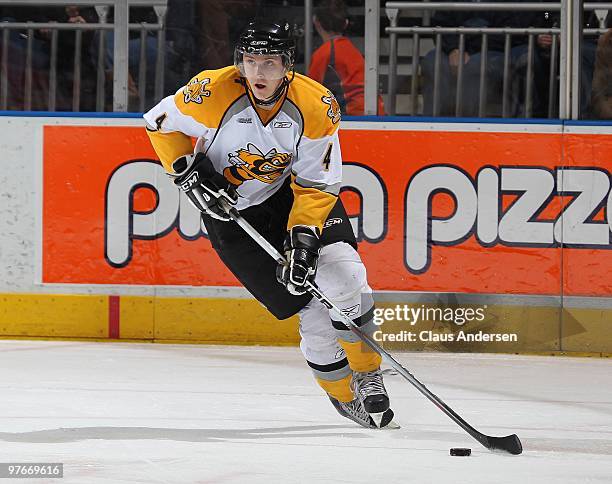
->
[351,369,398,429]
[329,396,377,428]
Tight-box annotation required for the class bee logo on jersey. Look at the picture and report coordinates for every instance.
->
[183,77,211,104]
[322,91,341,124]
[224,143,292,185]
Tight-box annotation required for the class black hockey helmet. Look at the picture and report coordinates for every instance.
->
[234,21,296,76]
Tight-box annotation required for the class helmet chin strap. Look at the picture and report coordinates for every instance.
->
[250,69,295,106]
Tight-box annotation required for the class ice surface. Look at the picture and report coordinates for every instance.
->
[0,341,611,483]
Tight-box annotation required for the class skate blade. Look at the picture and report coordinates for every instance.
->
[370,411,401,429]
[383,419,401,429]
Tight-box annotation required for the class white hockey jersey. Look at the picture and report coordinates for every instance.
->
[144,66,343,231]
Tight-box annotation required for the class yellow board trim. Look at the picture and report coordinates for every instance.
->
[1,294,611,356]
[153,297,299,344]
[0,294,107,338]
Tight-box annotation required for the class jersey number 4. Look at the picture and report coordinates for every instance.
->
[322,144,332,171]
[154,113,167,131]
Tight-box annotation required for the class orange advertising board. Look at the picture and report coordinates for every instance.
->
[562,133,612,296]
[42,124,612,296]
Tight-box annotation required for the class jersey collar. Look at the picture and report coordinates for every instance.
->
[243,78,288,127]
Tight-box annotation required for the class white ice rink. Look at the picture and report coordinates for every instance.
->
[0,341,611,484]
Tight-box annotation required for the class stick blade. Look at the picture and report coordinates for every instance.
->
[486,433,523,455]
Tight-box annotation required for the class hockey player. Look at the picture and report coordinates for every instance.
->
[144,21,395,428]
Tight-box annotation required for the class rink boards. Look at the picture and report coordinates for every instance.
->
[0,114,611,354]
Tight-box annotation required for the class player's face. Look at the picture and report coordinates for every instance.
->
[242,54,285,101]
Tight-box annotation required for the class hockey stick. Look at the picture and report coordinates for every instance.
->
[220,201,522,455]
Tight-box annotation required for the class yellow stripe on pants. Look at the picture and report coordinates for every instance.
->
[339,339,382,373]
[316,374,354,403]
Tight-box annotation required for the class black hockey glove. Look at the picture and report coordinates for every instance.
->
[169,152,238,222]
[276,225,321,295]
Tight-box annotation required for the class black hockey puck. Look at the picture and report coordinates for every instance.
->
[450,448,471,456]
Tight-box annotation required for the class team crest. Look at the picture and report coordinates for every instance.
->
[183,77,211,104]
[322,91,341,124]
[224,143,292,185]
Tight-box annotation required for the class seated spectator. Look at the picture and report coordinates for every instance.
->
[421,0,537,117]
[164,0,201,94]
[197,0,257,71]
[0,7,54,110]
[307,0,385,116]
[534,5,610,118]
[55,5,98,111]
[90,0,250,110]
[89,6,157,110]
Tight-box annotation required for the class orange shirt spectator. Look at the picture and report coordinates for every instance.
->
[307,0,385,116]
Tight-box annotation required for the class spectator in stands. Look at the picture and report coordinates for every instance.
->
[197,0,258,70]
[90,1,257,110]
[421,0,537,117]
[0,7,54,110]
[55,6,98,111]
[308,0,385,115]
[164,0,201,94]
[88,6,159,110]
[534,6,610,118]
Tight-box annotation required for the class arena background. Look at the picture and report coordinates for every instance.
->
[0,113,610,356]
